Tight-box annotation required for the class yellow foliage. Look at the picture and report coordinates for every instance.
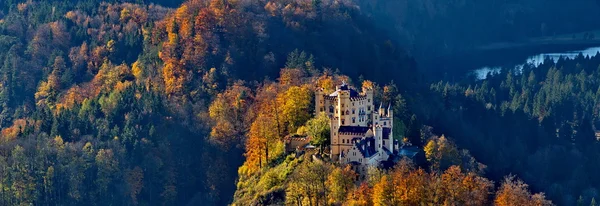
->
[132,61,143,80]
[326,165,357,205]
[162,61,185,96]
[372,175,394,206]
[107,39,116,53]
[424,135,461,172]
[120,8,131,21]
[175,5,193,39]
[276,85,312,133]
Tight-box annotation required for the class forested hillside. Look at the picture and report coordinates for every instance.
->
[0,0,417,205]
[429,55,600,205]
[0,0,597,205]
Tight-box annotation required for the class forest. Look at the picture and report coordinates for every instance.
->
[0,0,599,205]
[429,54,600,205]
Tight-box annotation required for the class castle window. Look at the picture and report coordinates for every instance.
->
[367,106,371,111]
[384,122,387,126]
[342,104,345,108]
[352,103,355,106]
[368,99,371,102]
[341,111,344,115]
[352,117,356,123]
[341,119,345,125]
[342,139,345,144]
[352,109,355,114]
[329,105,334,113]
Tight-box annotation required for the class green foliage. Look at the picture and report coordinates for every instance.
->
[306,112,330,152]
[429,53,600,204]
[234,154,302,205]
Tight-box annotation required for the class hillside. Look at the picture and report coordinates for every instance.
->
[0,0,597,205]
[0,0,418,205]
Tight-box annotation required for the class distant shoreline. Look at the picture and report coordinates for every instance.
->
[477,39,600,51]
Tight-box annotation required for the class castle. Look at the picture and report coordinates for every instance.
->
[315,82,399,170]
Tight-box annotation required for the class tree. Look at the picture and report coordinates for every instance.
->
[495,175,553,206]
[285,49,315,73]
[346,182,372,206]
[43,166,55,204]
[279,68,306,86]
[424,135,461,172]
[209,81,254,147]
[287,161,331,206]
[95,149,119,198]
[372,175,394,206]
[326,165,356,204]
[10,145,36,205]
[277,85,312,133]
[306,112,330,153]
[126,167,144,205]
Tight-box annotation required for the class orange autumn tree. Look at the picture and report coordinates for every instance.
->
[495,175,553,206]
[244,83,282,173]
[208,81,254,147]
[346,182,373,206]
[439,166,493,206]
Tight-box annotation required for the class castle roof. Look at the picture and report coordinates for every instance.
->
[329,82,360,97]
[355,137,377,158]
[338,126,370,134]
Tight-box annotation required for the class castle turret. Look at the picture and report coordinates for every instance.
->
[362,85,374,116]
[315,88,324,114]
[330,116,340,160]
[375,125,383,150]
[378,103,385,116]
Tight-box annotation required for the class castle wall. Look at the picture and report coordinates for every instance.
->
[331,131,363,159]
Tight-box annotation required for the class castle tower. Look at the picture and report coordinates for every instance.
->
[337,84,350,126]
[315,88,324,114]
[330,116,340,159]
[363,85,374,117]
[375,125,383,150]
